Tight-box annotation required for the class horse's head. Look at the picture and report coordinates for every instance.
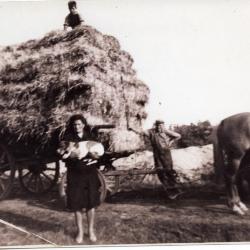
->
[57,140,104,160]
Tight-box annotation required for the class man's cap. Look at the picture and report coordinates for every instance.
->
[154,119,165,125]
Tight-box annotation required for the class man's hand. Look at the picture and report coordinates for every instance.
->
[169,140,176,147]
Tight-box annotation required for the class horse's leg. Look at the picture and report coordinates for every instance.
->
[225,156,248,215]
[237,164,250,202]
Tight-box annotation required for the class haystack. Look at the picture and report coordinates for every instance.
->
[0,26,149,154]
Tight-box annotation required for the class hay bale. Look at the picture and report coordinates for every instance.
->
[99,129,145,153]
[0,26,149,153]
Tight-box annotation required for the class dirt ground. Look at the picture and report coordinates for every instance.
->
[1,182,250,247]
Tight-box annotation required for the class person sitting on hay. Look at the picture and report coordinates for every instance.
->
[129,119,182,200]
[57,114,103,244]
[64,1,84,30]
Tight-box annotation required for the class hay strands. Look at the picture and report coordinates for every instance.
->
[0,218,58,246]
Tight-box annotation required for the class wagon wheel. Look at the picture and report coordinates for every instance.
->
[104,165,153,194]
[103,174,120,196]
[98,170,107,202]
[102,172,150,195]
[18,160,60,194]
[0,144,16,200]
[59,169,107,205]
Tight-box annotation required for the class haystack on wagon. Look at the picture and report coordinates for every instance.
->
[0,26,151,200]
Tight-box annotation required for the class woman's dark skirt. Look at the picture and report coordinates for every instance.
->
[66,160,101,211]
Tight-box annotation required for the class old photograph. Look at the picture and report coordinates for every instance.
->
[0,0,250,247]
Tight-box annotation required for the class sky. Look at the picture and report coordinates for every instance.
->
[0,0,250,128]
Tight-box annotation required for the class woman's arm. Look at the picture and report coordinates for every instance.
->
[128,127,149,138]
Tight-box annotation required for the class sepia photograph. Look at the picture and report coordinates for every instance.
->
[0,0,250,248]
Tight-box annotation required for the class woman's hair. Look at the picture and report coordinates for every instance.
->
[68,1,77,10]
[66,114,90,134]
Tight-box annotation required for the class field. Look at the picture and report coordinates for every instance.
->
[1,181,250,247]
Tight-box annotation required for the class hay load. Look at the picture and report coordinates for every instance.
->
[0,26,149,153]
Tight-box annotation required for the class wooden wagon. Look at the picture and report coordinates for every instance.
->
[0,141,60,200]
[0,140,168,202]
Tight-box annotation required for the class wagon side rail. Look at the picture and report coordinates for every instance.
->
[96,150,171,196]
[103,168,167,177]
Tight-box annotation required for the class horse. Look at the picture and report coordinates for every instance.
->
[57,140,105,160]
[214,112,250,215]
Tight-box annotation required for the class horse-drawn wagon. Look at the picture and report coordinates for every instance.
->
[0,25,157,202]
[0,131,170,202]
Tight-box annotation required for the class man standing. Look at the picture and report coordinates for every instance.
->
[129,120,182,199]
[64,1,84,30]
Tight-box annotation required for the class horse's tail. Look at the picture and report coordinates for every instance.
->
[212,125,225,185]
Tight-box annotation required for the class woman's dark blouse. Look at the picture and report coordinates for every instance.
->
[62,129,101,211]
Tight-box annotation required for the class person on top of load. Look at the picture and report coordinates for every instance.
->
[129,119,182,200]
[64,1,84,30]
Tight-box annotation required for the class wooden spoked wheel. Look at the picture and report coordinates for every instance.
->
[103,174,120,196]
[59,169,107,204]
[98,170,107,202]
[58,172,67,200]
[0,144,16,200]
[18,160,60,194]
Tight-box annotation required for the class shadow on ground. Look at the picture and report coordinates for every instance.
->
[6,179,230,212]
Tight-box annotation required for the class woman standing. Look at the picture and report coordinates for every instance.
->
[62,114,101,243]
